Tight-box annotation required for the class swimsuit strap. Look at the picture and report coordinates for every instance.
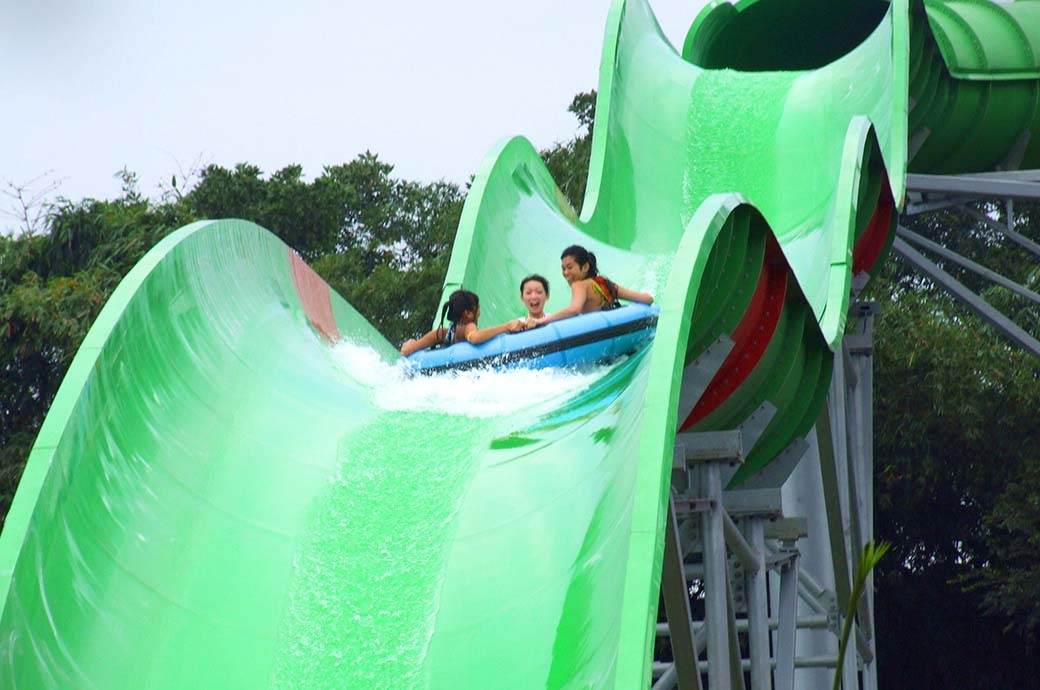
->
[591,276,621,310]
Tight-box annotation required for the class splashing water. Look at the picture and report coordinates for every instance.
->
[329,340,611,419]
[635,253,673,299]
[272,339,630,688]
[271,412,490,690]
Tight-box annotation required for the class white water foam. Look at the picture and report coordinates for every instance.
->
[636,253,673,299]
[330,340,608,418]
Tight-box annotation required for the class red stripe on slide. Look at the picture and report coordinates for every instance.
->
[852,170,895,275]
[680,237,788,430]
[288,250,340,344]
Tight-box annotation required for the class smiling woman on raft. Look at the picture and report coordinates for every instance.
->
[400,290,524,356]
[526,245,653,328]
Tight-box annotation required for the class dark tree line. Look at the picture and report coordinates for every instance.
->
[871,203,1040,688]
[2,91,1039,687]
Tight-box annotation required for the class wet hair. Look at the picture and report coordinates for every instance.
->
[520,274,550,295]
[439,289,479,329]
[561,244,618,301]
[561,245,599,277]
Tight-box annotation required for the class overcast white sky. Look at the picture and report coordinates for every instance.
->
[1,0,709,216]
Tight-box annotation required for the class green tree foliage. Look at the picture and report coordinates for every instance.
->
[190,162,337,259]
[1,153,463,526]
[189,155,463,342]
[1,190,195,521]
[972,458,1040,639]
[311,159,463,343]
[541,91,596,213]
[834,541,889,690]
[869,202,1040,688]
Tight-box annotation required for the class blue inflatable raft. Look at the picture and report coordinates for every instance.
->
[404,303,659,374]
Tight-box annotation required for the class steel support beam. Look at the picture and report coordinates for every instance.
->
[958,205,1040,259]
[661,494,704,690]
[906,173,1040,200]
[904,195,984,215]
[937,168,1040,181]
[774,551,800,690]
[700,460,733,689]
[897,226,1040,305]
[652,664,679,690]
[739,402,778,457]
[677,336,735,423]
[892,238,1040,360]
[817,391,853,613]
[654,627,711,690]
[907,126,930,161]
[677,430,744,463]
[797,569,834,617]
[653,656,843,674]
[670,428,813,690]
[744,519,770,690]
[821,353,864,690]
[725,576,748,690]
[722,510,760,571]
[656,614,831,637]
[846,312,879,690]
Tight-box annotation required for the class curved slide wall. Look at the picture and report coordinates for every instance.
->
[1,0,1038,687]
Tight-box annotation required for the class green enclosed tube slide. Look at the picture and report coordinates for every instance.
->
[2,0,1038,687]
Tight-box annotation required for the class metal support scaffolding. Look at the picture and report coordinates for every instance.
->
[897,170,1040,363]
[744,519,770,689]
[700,445,739,689]
[844,304,879,689]
[958,206,1040,258]
[660,495,703,690]
[896,226,1040,305]
[656,171,1037,689]
[774,542,800,690]
[892,238,1040,359]
[906,172,1040,200]
[658,428,814,690]
[903,172,1040,255]
[817,364,860,690]
[656,284,888,690]
[793,302,880,690]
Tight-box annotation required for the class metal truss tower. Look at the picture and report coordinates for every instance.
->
[651,301,878,690]
[653,171,1040,689]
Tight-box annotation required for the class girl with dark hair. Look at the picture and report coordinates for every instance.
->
[528,245,653,327]
[400,289,524,356]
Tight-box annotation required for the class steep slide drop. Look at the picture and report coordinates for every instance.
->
[1,0,1038,688]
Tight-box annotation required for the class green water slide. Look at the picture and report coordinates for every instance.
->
[2,0,1038,687]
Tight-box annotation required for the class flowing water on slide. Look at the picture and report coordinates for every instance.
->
[270,343,643,688]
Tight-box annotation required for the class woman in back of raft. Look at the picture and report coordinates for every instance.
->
[528,245,653,327]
